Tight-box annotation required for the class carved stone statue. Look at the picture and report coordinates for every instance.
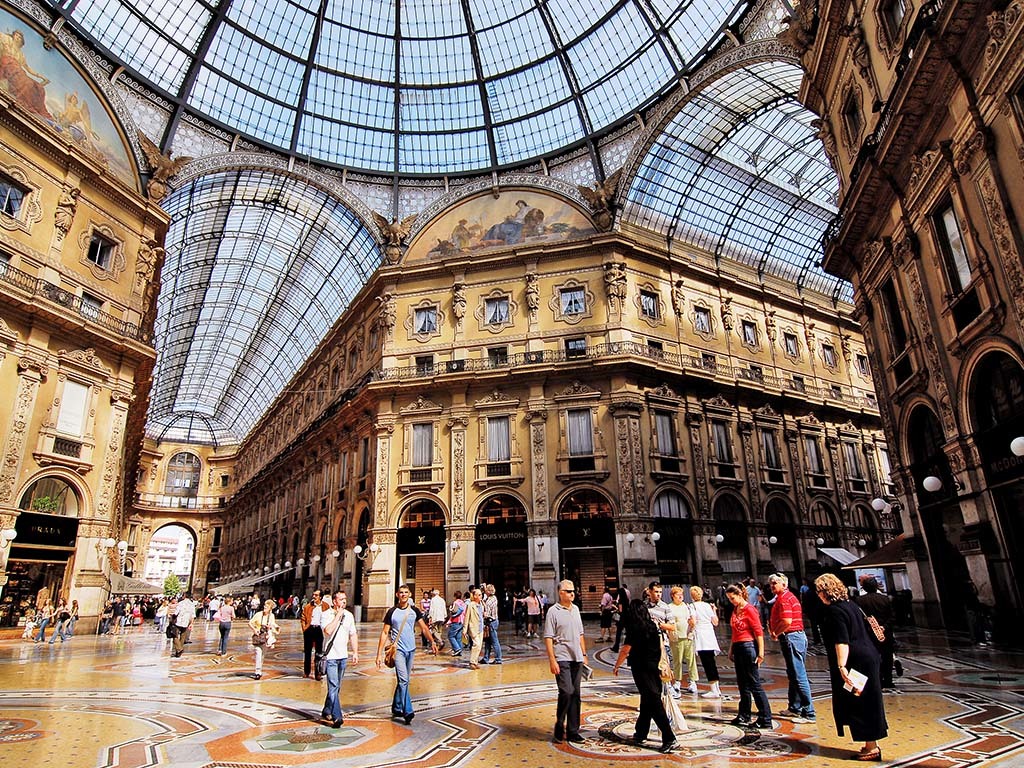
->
[135,237,163,301]
[371,212,417,264]
[53,186,79,239]
[721,296,734,331]
[811,117,838,171]
[671,279,685,317]
[603,261,627,306]
[525,272,540,313]
[376,292,397,336]
[777,0,818,56]
[452,282,467,322]
[138,132,192,203]
[577,168,623,231]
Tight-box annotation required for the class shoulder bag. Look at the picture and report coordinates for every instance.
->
[384,610,412,668]
[252,616,269,646]
[857,605,885,644]
[315,613,345,678]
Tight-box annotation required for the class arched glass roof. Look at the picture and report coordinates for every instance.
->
[622,60,849,302]
[56,0,746,174]
[149,170,382,445]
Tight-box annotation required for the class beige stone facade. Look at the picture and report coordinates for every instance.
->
[800,0,1024,634]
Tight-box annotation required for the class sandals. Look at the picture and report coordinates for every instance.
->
[853,748,882,761]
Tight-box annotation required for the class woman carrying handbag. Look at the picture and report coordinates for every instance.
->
[248,599,280,679]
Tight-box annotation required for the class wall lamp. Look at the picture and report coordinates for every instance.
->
[536,540,545,550]
[1,529,17,549]
[714,534,725,544]
[923,475,963,492]
[264,565,271,573]
[450,540,461,553]
[857,538,868,547]
[626,531,660,547]
[1011,436,1024,457]
[312,554,321,564]
[284,560,292,568]
[297,558,306,568]
[354,543,379,561]
[331,549,341,559]
[768,535,778,545]
[815,537,825,546]
[274,562,281,570]
[871,497,888,512]
[94,536,114,556]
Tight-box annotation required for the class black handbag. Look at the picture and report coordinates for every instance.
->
[165,623,178,639]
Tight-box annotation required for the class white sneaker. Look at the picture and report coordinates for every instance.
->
[686,683,698,694]
[700,690,722,699]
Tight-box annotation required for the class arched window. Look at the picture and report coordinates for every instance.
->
[164,452,201,496]
[652,490,690,519]
[19,477,80,517]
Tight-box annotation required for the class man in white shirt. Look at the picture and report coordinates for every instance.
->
[319,591,358,728]
[172,593,196,657]
[428,589,448,650]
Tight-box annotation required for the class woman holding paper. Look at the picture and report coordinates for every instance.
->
[815,573,888,761]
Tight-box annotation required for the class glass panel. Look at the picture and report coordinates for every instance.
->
[487,416,511,462]
[567,409,593,455]
[57,381,89,436]
[413,423,433,466]
[655,411,675,455]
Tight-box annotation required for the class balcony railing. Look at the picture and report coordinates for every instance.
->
[0,261,147,342]
[135,493,229,510]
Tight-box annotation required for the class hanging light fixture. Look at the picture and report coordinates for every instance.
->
[922,475,942,492]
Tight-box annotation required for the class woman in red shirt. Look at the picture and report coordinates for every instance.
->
[726,583,773,729]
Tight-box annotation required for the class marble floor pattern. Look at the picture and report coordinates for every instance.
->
[0,620,1022,767]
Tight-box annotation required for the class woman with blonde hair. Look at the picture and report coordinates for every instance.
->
[248,599,280,680]
[667,586,699,695]
[815,573,887,761]
[690,586,722,698]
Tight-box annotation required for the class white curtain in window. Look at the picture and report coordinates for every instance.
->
[487,416,511,462]
[843,442,864,478]
[760,429,782,468]
[413,423,433,466]
[415,308,436,333]
[804,436,824,473]
[940,206,971,291]
[561,288,584,314]
[57,380,89,435]
[567,409,593,455]
[878,448,892,484]
[653,490,689,518]
[712,421,732,462]
[655,412,675,455]
[487,298,509,324]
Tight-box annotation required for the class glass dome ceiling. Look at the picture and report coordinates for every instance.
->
[56,0,747,174]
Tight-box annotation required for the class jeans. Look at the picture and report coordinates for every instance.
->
[322,657,348,722]
[484,619,502,662]
[391,649,416,716]
[48,619,69,643]
[732,641,771,720]
[35,617,50,642]
[448,624,463,654]
[218,622,232,655]
[553,660,583,737]
[778,631,815,716]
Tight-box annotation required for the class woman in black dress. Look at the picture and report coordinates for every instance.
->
[612,599,677,753]
[815,573,888,761]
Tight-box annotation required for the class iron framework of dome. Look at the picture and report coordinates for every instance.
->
[55,0,748,175]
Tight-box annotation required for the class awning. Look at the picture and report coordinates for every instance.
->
[210,575,256,594]
[843,535,909,570]
[108,571,164,595]
[817,547,859,566]
[245,567,295,587]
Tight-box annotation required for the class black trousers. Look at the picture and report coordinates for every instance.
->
[303,626,324,678]
[632,663,674,746]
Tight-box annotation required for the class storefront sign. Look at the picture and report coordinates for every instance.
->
[13,511,78,548]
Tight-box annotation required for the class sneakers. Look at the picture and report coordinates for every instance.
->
[755,718,774,730]
[729,715,754,727]
[565,733,585,743]
[701,689,722,699]
[670,687,682,699]
[685,682,699,694]
[778,708,802,719]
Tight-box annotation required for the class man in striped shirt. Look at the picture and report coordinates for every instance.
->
[768,572,816,723]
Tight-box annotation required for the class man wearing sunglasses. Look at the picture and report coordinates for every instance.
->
[544,579,588,744]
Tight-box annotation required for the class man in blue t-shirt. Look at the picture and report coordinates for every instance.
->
[375,584,438,724]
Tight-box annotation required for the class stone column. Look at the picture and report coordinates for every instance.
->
[609,395,647,519]
[447,414,469,526]
[527,406,549,521]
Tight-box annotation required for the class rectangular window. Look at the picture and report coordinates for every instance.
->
[822,343,837,368]
[935,203,972,293]
[415,355,434,374]
[784,332,799,357]
[565,337,587,357]
[57,380,89,435]
[711,420,734,478]
[883,0,906,38]
[804,436,827,486]
[843,442,865,479]
[487,415,511,463]
[760,428,782,469]
[856,354,870,376]
[655,411,676,456]
[414,307,437,334]
[880,279,908,353]
[80,291,102,321]
[359,437,370,476]
[791,375,806,392]
[647,339,664,355]
[487,346,508,365]
[694,307,711,334]
[830,384,844,399]
[220,474,230,487]
[485,296,509,324]
[87,233,115,269]
[701,352,717,370]
[567,408,595,471]
[412,423,433,467]
[0,253,9,277]
[878,447,893,492]
[742,320,757,346]
[640,290,659,319]
[560,287,585,315]
[0,176,26,218]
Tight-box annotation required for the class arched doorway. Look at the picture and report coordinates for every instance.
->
[906,404,970,629]
[713,493,750,585]
[557,489,617,614]
[651,488,694,587]
[475,494,528,616]
[969,351,1024,611]
[397,500,447,598]
[765,497,799,579]
[4,477,82,627]
[144,524,196,592]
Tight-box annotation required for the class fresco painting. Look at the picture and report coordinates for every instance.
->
[0,8,134,183]
[406,190,596,262]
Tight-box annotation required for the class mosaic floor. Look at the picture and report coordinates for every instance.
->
[1,619,1022,767]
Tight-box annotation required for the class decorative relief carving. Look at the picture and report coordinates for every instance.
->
[649,384,681,401]
[985,1,1024,63]
[555,381,600,398]
[764,310,777,344]
[376,292,397,338]
[720,297,734,331]
[400,396,443,413]
[525,272,540,319]
[954,131,986,176]
[907,148,940,194]
[452,282,467,326]
[134,237,162,302]
[603,262,627,313]
[531,419,549,520]
[904,267,957,436]
[451,427,466,524]
[138,133,192,203]
[474,390,519,407]
[687,417,709,516]
[58,347,111,375]
[374,436,390,526]
[740,426,761,516]
[0,373,40,503]
[614,416,635,517]
[777,0,818,56]
[577,168,622,231]
[671,279,685,317]
[811,117,837,174]
[95,405,126,518]
[977,172,1024,340]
